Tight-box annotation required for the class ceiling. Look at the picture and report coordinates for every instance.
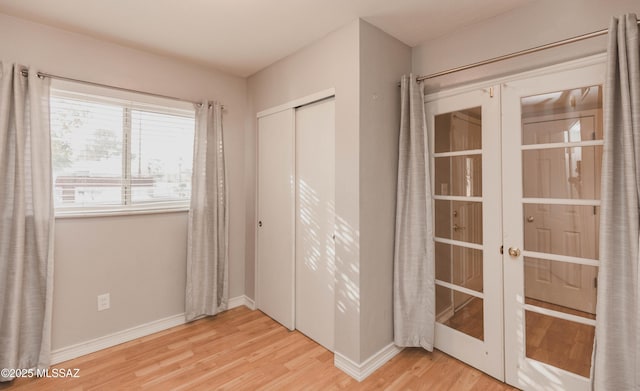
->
[0,0,535,77]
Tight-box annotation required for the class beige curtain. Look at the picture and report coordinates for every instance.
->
[185,102,228,322]
[592,14,640,390]
[393,74,435,350]
[0,63,54,381]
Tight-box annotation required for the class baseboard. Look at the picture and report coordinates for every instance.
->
[228,295,255,310]
[51,295,256,365]
[51,313,186,365]
[334,343,404,381]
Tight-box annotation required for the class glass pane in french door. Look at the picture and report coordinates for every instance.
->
[433,108,484,341]
[520,84,602,377]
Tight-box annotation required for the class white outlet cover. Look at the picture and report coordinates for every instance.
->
[97,293,110,311]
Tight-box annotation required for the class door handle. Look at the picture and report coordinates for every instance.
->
[526,216,535,223]
[508,247,521,257]
[258,221,263,227]
[453,224,465,232]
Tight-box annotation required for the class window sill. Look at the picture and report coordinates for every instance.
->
[55,206,189,219]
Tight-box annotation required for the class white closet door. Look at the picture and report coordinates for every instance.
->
[257,108,295,330]
[295,98,335,351]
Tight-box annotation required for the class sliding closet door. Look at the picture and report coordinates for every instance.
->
[502,63,604,390]
[426,87,503,380]
[295,98,335,351]
[257,109,295,330]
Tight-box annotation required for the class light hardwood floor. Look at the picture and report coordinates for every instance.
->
[1,306,516,390]
[444,297,595,378]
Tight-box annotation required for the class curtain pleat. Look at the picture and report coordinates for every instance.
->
[592,13,640,390]
[0,63,54,381]
[393,74,435,350]
[185,102,228,322]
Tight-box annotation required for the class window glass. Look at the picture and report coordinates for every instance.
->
[50,86,195,214]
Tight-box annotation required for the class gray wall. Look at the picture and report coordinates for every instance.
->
[412,0,640,91]
[0,13,247,350]
[358,21,411,360]
[247,19,410,363]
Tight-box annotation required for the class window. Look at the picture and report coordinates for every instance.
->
[50,80,195,215]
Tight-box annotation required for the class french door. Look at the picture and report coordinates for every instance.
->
[426,61,605,390]
[426,87,504,380]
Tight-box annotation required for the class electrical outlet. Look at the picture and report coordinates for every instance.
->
[97,293,110,311]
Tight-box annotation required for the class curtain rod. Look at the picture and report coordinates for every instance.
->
[19,69,223,109]
[417,20,640,81]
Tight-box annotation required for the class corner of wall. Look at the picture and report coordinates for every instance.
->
[357,19,411,361]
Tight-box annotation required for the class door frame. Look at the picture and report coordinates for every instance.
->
[254,88,336,330]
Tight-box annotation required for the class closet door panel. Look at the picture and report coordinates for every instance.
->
[257,108,295,330]
[295,98,336,351]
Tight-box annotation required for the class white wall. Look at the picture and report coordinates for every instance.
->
[0,13,247,350]
[247,19,410,364]
[412,0,640,91]
[358,21,411,360]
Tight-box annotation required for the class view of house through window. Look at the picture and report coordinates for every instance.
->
[50,84,195,213]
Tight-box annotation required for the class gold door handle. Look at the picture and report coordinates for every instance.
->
[453,224,466,232]
[508,247,521,257]
[526,216,535,223]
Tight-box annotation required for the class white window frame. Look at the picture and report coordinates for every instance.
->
[50,79,196,218]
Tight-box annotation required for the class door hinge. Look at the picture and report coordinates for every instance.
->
[489,87,495,98]
[500,245,504,255]
[594,277,598,289]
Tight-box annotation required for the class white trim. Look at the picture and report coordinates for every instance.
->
[433,149,482,158]
[433,195,483,202]
[50,313,186,365]
[424,53,606,102]
[436,306,455,323]
[334,343,404,381]
[523,304,596,326]
[51,295,255,365]
[228,295,256,310]
[435,280,484,300]
[433,237,484,251]
[522,197,600,206]
[257,88,336,118]
[522,250,600,267]
[55,206,189,219]
[521,140,604,150]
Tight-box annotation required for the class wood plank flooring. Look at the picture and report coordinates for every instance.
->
[444,296,595,378]
[0,307,516,390]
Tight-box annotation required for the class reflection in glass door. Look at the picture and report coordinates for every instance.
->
[427,88,503,380]
[503,63,605,390]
